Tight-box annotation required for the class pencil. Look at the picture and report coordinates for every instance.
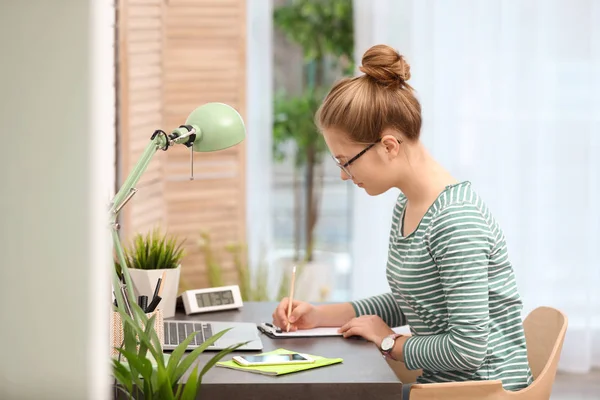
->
[158,270,167,297]
[286,265,297,332]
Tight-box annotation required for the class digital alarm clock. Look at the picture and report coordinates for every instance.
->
[180,285,244,315]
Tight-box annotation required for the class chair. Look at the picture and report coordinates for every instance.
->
[389,307,568,400]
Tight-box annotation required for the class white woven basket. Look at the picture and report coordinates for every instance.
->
[110,310,164,358]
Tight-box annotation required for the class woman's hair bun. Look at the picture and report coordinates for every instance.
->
[359,44,411,87]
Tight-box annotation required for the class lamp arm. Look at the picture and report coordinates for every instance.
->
[110,132,168,214]
[109,133,167,309]
[112,228,134,309]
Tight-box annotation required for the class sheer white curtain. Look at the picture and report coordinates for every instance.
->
[352,0,600,373]
[246,0,274,273]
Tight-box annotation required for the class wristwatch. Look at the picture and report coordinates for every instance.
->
[380,333,403,360]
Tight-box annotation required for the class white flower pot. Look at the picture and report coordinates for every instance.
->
[127,265,181,319]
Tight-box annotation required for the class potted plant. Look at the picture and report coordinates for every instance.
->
[117,227,185,318]
[113,232,247,399]
[112,296,245,399]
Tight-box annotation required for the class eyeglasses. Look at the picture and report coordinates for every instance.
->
[331,138,401,179]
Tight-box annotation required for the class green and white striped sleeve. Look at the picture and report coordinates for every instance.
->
[403,204,493,372]
[351,292,407,328]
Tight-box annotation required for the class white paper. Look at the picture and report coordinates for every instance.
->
[274,327,343,337]
[260,323,342,337]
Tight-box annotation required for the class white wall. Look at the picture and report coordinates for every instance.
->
[0,1,113,398]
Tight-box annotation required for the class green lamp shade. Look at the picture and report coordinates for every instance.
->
[186,102,246,152]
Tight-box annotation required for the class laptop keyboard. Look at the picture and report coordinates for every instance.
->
[163,321,214,347]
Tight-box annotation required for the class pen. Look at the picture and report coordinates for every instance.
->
[151,277,162,304]
[286,265,297,332]
[150,271,166,303]
[138,295,148,313]
[146,295,162,313]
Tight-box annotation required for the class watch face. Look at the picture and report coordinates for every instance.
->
[381,336,395,351]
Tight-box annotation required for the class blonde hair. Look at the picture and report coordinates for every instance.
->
[315,44,422,144]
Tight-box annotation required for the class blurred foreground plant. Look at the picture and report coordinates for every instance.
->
[112,300,246,399]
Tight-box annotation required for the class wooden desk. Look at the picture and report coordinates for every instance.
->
[176,302,403,400]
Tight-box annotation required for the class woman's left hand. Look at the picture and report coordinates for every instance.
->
[338,315,395,345]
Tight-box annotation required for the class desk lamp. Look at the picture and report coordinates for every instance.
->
[109,102,245,318]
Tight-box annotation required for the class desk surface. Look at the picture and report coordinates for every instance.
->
[174,302,402,400]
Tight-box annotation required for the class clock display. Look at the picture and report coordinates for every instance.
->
[181,285,242,315]
[195,290,235,308]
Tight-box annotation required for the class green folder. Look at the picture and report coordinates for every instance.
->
[216,348,343,376]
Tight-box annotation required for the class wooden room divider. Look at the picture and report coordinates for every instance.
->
[116,0,247,290]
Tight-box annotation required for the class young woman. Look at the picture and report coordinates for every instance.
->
[272,44,532,397]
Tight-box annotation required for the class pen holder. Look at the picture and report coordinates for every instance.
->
[110,309,164,358]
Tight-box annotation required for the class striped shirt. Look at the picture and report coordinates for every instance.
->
[351,181,533,391]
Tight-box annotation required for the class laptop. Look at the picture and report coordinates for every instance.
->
[163,319,263,351]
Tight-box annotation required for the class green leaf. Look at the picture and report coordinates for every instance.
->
[118,310,171,398]
[175,381,184,400]
[112,359,134,394]
[198,342,249,382]
[156,364,176,400]
[171,328,232,384]
[115,348,148,390]
[180,364,200,400]
[131,304,164,366]
[272,87,328,167]
[120,322,140,385]
[114,384,135,400]
[119,312,164,364]
[166,327,207,379]
[143,373,153,400]
[122,318,138,353]
[273,0,354,63]
[135,311,156,361]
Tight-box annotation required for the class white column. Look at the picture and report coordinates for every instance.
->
[89,0,115,396]
[246,0,274,272]
[0,0,112,398]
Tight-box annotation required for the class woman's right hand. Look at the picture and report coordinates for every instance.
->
[272,298,320,332]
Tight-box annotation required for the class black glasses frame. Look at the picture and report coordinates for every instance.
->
[331,138,402,179]
[341,142,378,169]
